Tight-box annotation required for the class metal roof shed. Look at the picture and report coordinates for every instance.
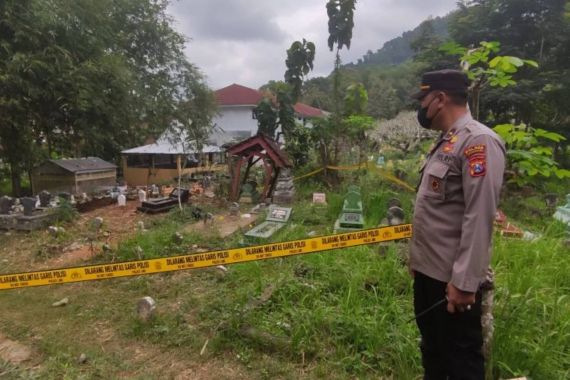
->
[32,157,117,195]
[120,131,226,186]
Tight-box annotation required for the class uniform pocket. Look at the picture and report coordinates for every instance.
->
[423,161,450,200]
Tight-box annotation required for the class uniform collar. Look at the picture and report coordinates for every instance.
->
[442,112,473,141]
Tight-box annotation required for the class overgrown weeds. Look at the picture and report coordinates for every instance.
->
[1,171,568,379]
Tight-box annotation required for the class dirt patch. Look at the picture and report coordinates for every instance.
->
[0,333,32,365]
[118,344,249,380]
[34,201,163,270]
[76,201,148,245]
[41,244,99,269]
[172,360,249,380]
[184,214,258,238]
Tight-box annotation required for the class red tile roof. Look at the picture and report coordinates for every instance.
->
[216,84,264,106]
[293,102,325,118]
[215,83,326,118]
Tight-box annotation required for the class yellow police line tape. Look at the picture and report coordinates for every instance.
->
[372,167,416,193]
[293,163,416,192]
[0,224,412,291]
[292,167,325,180]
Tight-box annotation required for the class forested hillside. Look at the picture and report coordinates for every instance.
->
[347,15,448,67]
[301,0,570,166]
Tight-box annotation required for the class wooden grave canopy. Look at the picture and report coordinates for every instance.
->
[226,134,292,201]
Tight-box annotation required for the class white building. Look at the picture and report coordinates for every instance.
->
[120,84,326,186]
[211,83,326,144]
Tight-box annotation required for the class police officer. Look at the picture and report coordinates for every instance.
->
[410,69,505,379]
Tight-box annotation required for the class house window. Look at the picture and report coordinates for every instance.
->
[252,110,257,120]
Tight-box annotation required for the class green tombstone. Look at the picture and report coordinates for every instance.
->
[343,191,363,213]
[245,206,293,242]
[239,182,259,204]
[334,186,365,232]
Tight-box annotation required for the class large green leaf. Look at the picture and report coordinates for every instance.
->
[439,41,467,56]
[555,169,570,179]
[530,146,553,156]
[534,129,566,142]
[493,124,515,141]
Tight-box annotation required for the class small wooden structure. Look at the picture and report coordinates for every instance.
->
[32,158,117,195]
[226,134,292,201]
[121,131,226,187]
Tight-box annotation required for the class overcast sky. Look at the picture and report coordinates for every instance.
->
[167,0,458,90]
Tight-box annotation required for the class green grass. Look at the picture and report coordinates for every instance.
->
[491,221,570,379]
[111,206,228,262]
[0,170,568,379]
[204,244,421,378]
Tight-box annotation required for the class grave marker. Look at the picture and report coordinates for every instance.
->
[39,191,51,208]
[334,186,365,232]
[245,205,292,240]
[136,296,156,322]
[273,169,295,205]
[312,193,327,204]
[21,198,36,217]
[0,196,13,215]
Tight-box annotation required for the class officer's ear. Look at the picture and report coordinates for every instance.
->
[433,92,446,108]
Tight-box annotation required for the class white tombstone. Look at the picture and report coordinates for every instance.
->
[312,193,327,204]
[117,194,126,207]
[138,189,147,202]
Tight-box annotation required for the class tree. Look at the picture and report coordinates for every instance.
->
[493,123,569,186]
[254,82,297,141]
[342,83,374,164]
[440,39,569,186]
[0,0,215,196]
[371,111,436,155]
[285,39,316,103]
[255,39,315,156]
[439,40,538,120]
[255,98,279,138]
[326,0,356,52]
[326,0,357,113]
[447,0,570,152]
[344,83,368,116]
[308,0,358,180]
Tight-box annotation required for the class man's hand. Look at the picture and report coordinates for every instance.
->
[446,283,475,313]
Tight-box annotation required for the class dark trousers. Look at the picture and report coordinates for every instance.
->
[413,271,484,380]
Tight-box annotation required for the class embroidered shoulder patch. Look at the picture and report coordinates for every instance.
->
[463,144,487,177]
[464,144,486,158]
[465,144,487,177]
[469,159,486,177]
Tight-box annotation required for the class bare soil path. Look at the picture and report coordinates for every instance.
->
[184,214,259,238]
[0,333,32,365]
